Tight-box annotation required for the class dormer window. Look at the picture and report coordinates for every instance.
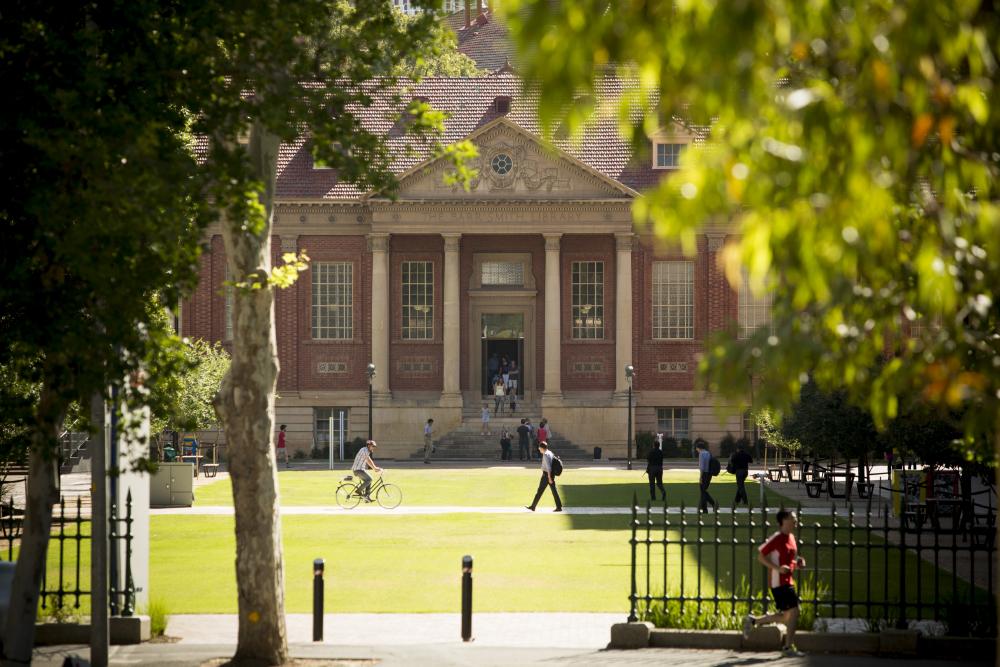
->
[653,142,687,170]
[492,96,511,114]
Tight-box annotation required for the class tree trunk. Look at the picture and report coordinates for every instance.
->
[213,123,287,665]
[2,381,62,664]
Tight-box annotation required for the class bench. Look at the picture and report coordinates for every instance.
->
[805,480,826,498]
[202,463,220,478]
[767,467,786,482]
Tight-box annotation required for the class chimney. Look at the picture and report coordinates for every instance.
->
[476,0,483,20]
[465,0,471,28]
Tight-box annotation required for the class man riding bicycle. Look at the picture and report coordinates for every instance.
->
[351,440,382,502]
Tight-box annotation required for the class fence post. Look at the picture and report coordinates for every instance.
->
[897,518,907,629]
[313,558,324,642]
[122,489,135,617]
[108,500,119,617]
[461,555,473,641]
[628,492,638,622]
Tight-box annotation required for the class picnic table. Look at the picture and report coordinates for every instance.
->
[825,471,856,499]
[179,455,204,477]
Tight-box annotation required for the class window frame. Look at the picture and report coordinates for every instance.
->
[737,267,773,339]
[570,260,605,340]
[401,260,435,341]
[652,141,688,170]
[656,407,691,440]
[651,260,695,340]
[311,261,354,340]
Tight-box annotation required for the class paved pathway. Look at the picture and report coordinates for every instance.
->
[152,504,862,516]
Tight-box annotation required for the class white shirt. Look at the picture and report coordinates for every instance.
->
[481,408,490,421]
[541,449,555,473]
[424,423,432,436]
[352,446,371,472]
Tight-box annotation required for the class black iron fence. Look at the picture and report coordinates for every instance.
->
[0,491,136,617]
[628,496,996,635]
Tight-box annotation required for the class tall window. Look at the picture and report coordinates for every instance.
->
[738,268,772,339]
[401,261,434,340]
[742,411,758,442]
[312,262,353,339]
[657,407,690,439]
[654,142,686,169]
[571,261,604,339]
[652,261,694,339]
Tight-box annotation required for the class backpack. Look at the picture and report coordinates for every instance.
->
[551,454,564,477]
[708,455,721,477]
[725,454,735,475]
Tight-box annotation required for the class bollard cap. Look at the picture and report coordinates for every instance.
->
[314,558,325,574]
[462,555,473,572]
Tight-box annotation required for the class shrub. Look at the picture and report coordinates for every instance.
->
[292,449,307,460]
[679,438,695,458]
[345,437,366,459]
[635,431,656,460]
[662,437,679,458]
[719,433,738,457]
[309,444,330,459]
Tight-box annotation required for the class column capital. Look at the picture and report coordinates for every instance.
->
[280,235,299,253]
[367,233,390,253]
[442,233,462,253]
[543,233,562,252]
[615,233,635,252]
[706,233,727,251]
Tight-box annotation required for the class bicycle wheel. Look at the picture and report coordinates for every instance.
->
[376,483,402,509]
[336,483,361,509]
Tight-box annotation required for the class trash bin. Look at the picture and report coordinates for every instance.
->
[593,446,602,460]
[163,446,177,462]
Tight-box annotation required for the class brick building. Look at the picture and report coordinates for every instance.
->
[181,72,767,459]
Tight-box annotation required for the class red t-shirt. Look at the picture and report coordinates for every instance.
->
[277,431,286,449]
[537,427,548,443]
[759,531,798,588]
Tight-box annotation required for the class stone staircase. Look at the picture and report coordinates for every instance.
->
[410,398,593,461]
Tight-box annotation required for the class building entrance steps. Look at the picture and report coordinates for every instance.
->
[414,418,594,461]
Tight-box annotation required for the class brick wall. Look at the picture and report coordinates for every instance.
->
[560,234,615,391]
[296,235,370,392]
[389,234,444,391]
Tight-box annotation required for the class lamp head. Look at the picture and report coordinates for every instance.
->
[625,365,635,380]
[366,362,376,379]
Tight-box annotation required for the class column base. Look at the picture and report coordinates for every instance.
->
[611,390,634,405]
[438,391,463,408]
[540,392,564,408]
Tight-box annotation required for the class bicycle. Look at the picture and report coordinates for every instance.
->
[335,474,402,509]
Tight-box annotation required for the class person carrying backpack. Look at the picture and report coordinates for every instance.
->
[696,442,719,513]
[525,441,563,512]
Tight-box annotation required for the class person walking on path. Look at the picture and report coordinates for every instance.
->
[516,418,531,461]
[730,443,753,505]
[743,509,807,657]
[351,440,382,502]
[525,441,563,512]
[696,442,718,513]
[423,418,434,464]
[277,424,289,467]
[646,437,665,501]
[493,379,506,416]
[499,428,512,461]
[481,403,491,436]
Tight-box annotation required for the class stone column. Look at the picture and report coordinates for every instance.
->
[543,233,562,401]
[615,233,634,394]
[368,233,390,395]
[441,233,462,402]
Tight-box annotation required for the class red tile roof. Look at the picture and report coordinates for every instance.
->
[276,73,676,200]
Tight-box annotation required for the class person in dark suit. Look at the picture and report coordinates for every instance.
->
[730,443,754,505]
[516,418,531,461]
[646,436,665,501]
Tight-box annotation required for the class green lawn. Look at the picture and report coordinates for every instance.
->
[193,467,787,508]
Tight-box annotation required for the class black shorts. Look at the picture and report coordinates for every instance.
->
[770,585,799,611]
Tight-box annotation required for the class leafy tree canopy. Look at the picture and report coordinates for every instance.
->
[505,0,1000,460]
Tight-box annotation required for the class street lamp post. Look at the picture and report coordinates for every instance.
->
[625,365,635,471]
[366,363,376,441]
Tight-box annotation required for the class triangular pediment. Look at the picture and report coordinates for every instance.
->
[391,118,637,200]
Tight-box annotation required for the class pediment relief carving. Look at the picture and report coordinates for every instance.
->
[397,123,631,200]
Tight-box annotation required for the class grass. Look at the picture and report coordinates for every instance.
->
[193,467,788,508]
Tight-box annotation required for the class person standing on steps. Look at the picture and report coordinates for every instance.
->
[487,352,500,388]
[499,427,512,461]
[696,442,718,513]
[646,437,665,501]
[730,442,753,506]
[481,403,491,436]
[423,418,434,464]
[493,378,506,416]
[536,419,549,461]
[525,441,563,512]
[516,418,531,461]
[743,510,807,657]
[525,418,535,460]
[508,360,520,395]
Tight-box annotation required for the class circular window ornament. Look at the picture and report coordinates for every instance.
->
[491,153,513,175]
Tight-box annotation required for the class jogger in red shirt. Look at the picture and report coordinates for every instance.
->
[743,509,807,657]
